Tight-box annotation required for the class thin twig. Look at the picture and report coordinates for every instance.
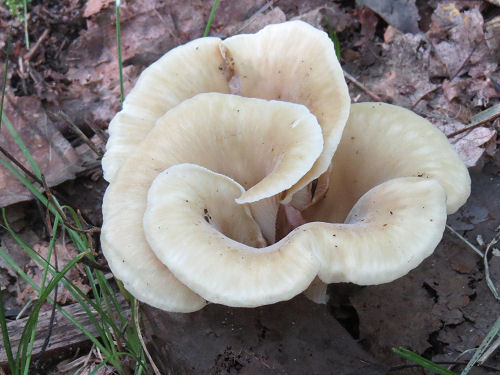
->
[447,111,500,138]
[78,257,110,272]
[56,111,103,157]
[86,120,108,144]
[134,301,161,375]
[445,224,484,257]
[41,174,67,221]
[411,85,441,110]
[24,28,50,62]
[0,145,43,185]
[41,174,101,234]
[343,70,383,102]
[1,144,101,236]
[450,44,478,80]
[447,104,500,138]
[236,0,277,34]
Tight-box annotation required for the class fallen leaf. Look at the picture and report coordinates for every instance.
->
[373,33,437,108]
[485,15,500,61]
[0,96,84,207]
[83,0,114,18]
[428,4,489,79]
[61,0,270,128]
[446,125,496,169]
[356,0,420,33]
[291,4,352,32]
[224,6,286,35]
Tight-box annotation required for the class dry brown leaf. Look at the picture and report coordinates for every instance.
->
[428,4,490,79]
[18,241,90,305]
[83,0,114,18]
[0,96,85,208]
[224,6,286,35]
[373,33,437,108]
[357,0,420,33]
[292,4,352,32]
[431,116,497,169]
[62,0,269,128]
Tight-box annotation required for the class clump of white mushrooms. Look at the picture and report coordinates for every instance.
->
[101,21,471,312]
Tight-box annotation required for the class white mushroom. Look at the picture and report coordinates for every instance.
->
[304,102,471,225]
[102,37,229,182]
[100,23,471,312]
[101,93,323,311]
[223,21,350,200]
[300,177,447,284]
[144,164,319,307]
[102,21,350,192]
[297,102,471,301]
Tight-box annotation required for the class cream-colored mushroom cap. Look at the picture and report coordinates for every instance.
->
[101,93,323,311]
[144,164,320,307]
[297,177,447,284]
[102,37,229,182]
[102,21,350,187]
[304,102,471,225]
[223,20,350,201]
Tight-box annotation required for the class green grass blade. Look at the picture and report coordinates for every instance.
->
[323,17,341,61]
[21,328,36,375]
[40,216,60,291]
[0,248,113,359]
[461,316,500,374]
[23,0,29,49]
[331,32,341,61]
[115,0,124,103]
[0,285,17,374]
[0,157,45,202]
[0,29,11,134]
[393,347,459,375]
[1,213,124,341]
[17,250,90,371]
[203,0,220,37]
[1,113,42,179]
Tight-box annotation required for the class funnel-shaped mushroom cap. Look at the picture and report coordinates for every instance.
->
[144,164,319,307]
[102,37,229,182]
[101,93,323,310]
[103,21,350,188]
[304,102,471,224]
[300,177,447,284]
[223,21,350,200]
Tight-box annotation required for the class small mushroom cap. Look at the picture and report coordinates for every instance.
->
[101,93,322,310]
[102,37,228,182]
[300,177,447,284]
[223,20,350,200]
[144,164,320,307]
[305,102,471,224]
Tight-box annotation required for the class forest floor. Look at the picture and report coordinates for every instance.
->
[0,0,499,374]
